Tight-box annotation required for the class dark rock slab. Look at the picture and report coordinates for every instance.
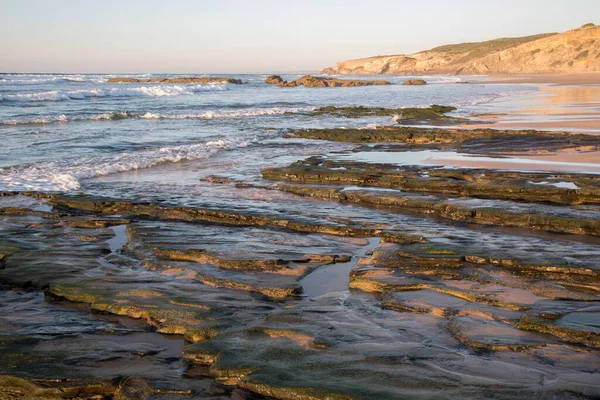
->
[184,293,600,399]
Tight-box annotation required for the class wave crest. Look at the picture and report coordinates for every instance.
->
[0,137,254,192]
[1,107,314,125]
[0,84,227,102]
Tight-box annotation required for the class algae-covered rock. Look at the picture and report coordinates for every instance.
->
[183,292,600,399]
[2,173,600,399]
[283,125,600,151]
[262,157,600,205]
[114,378,152,400]
[0,375,116,399]
[47,196,425,243]
[268,182,600,236]
[308,105,460,122]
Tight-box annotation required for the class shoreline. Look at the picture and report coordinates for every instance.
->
[462,74,600,133]
[471,72,600,85]
[430,150,600,174]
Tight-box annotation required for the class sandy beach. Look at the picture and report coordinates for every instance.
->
[430,151,600,174]
[475,72,600,85]
[464,74,600,134]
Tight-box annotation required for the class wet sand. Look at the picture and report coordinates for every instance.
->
[465,76,600,134]
[453,75,600,172]
[430,155,600,173]
[472,120,600,131]
[472,73,600,85]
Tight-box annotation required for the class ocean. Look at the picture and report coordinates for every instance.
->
[0,73,530,195]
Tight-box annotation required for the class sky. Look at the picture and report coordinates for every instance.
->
[1,0,598,73]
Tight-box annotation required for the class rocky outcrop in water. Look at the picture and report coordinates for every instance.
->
[402,79,427,85]
[322,24,600,75]
[276,75,390,88]
[264,75,285,85]
[307,105,463,124]
[108,77,243,84]
[284,124,600,149]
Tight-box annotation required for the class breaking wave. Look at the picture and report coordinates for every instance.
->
[0,76,105,85]
[0,84,227,102]
[0,137,253,192]
[0,73,150,85]
[1,107,314,125]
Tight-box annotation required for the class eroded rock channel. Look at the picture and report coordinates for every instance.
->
[1,111,600,399]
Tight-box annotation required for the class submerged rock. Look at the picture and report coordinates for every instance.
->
[262,157,600,206]
[2,176,600,398]
[46,196,424,244]
[114,378,152,400]
[0,375,117,399]
[183,291,600,399]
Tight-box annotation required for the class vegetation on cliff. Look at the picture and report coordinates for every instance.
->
[322,24,600,75]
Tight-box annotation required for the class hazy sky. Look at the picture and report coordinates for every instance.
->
[1,0,598,73]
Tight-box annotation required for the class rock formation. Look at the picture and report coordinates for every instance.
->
[108,77,243,84]
[274,75,390,88]
[402,79,427,85]
[322,23,600,75]
[264,75,285,84]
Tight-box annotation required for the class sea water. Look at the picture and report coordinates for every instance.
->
[0,73,531,195]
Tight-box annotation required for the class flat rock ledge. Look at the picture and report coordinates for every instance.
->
[107,77,243,84]
[266,74,390,88]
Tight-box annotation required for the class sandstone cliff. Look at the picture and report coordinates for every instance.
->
[321,24,600,75]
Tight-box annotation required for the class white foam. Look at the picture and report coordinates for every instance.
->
[88,112,126,120]
[0,84,227,102]
[341,186,401,192]
[528,181,580,190]
[358,124,378,130]
[451,90,535,108]
[1,107,314,125]
[0,137,253,192]
[417,75,463,84]
[0,173,80,192]
[2,115,68,125]
[0,75,108,85]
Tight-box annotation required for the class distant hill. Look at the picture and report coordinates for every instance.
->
[321,24,600,75]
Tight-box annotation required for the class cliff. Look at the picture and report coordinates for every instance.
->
[321,24,600,75]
